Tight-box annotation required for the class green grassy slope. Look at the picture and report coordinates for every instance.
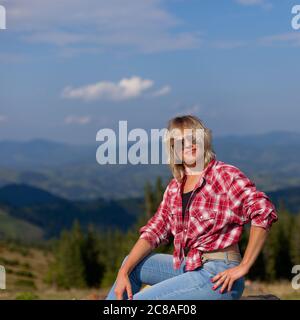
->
[0,209,44,242]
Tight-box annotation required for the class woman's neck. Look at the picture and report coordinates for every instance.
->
[184,166,204,176]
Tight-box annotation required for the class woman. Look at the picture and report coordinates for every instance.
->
[105,115,278,300]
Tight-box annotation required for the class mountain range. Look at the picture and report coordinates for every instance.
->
[0,130,299,243]
[0,131,299,200]
[0,183,144,241]
[0,181,298,243]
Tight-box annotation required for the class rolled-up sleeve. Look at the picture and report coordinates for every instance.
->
[229,171,278,231]
[138,182,172,249]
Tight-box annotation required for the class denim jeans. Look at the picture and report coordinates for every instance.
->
[105,252,245,300]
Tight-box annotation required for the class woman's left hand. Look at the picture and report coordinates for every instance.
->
[211,263,249,293]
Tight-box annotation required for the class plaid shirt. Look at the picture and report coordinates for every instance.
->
[139,155,278,271]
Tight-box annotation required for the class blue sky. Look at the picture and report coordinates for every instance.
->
[0,0,300,144]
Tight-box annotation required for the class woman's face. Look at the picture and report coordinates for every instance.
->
[171,128,204,170]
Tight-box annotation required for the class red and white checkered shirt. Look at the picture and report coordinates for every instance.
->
[139,156,278,271]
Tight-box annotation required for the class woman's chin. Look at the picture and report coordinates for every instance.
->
[183,158,197,167]
[184,157,203,170]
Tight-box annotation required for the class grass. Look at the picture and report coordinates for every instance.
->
[0,241,299,300]
[243,279,300,300]
[0,209,44,242]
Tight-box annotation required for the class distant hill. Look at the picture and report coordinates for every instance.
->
[0,131,300,200]
[0,139,95,169]
[0,181,299,243]
[0,184,66,207]
[0,208,44,242]
[0,184,143,240]
[268,186,300,215]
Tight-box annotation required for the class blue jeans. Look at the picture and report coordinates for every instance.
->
[105,252,245,300]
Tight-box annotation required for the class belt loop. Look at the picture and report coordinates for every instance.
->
[225,252,229,264]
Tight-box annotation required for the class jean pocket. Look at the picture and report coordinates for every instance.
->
[202,259,241,275]
[227,260,241,268]
[202,260,245,298]
[201,260,227,276]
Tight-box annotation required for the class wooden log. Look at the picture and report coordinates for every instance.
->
[240,294,280,300]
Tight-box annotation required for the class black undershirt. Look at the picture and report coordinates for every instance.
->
[182,190,193,219]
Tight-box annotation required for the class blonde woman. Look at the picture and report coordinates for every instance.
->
[105,115,278,300]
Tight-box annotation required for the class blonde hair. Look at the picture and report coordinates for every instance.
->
[164,115,216,182]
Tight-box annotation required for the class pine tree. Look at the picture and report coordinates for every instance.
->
[290,214,300,269]
[263,209,293,281]
[49,221,86,288]
[82,225,105,287]
[262,222,280,281]
[99,227,126,288]
[275,209,293,279]
[144,181,155,219]
[154,176,164,209]
[47,221,106,289]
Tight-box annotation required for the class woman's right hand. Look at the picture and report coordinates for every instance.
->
[114,270,133,300]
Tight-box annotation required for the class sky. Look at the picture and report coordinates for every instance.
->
[0,0,300,145]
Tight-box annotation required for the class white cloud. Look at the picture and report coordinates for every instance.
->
[172,103,202,117]
[211,40,247,49]
[206,32,300,50]
[152,85,171,97]
[182,104,202,115]
[7,0,202,54]
[171,102,221,119]
[236,0,263,4]
[62,76,154,102]
[24,31,90,47]
[0,53,26,63]
[64,115,91,125]
[259,33,300,46]
[235,0,272,9]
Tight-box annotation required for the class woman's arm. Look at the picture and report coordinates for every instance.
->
[211,169,278,294]
[211,225,268,293]
[138,181,173,249]
[113,238,153,300]
[239,225,268,271]
[113,181,173,299]
[119,238,153,275]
